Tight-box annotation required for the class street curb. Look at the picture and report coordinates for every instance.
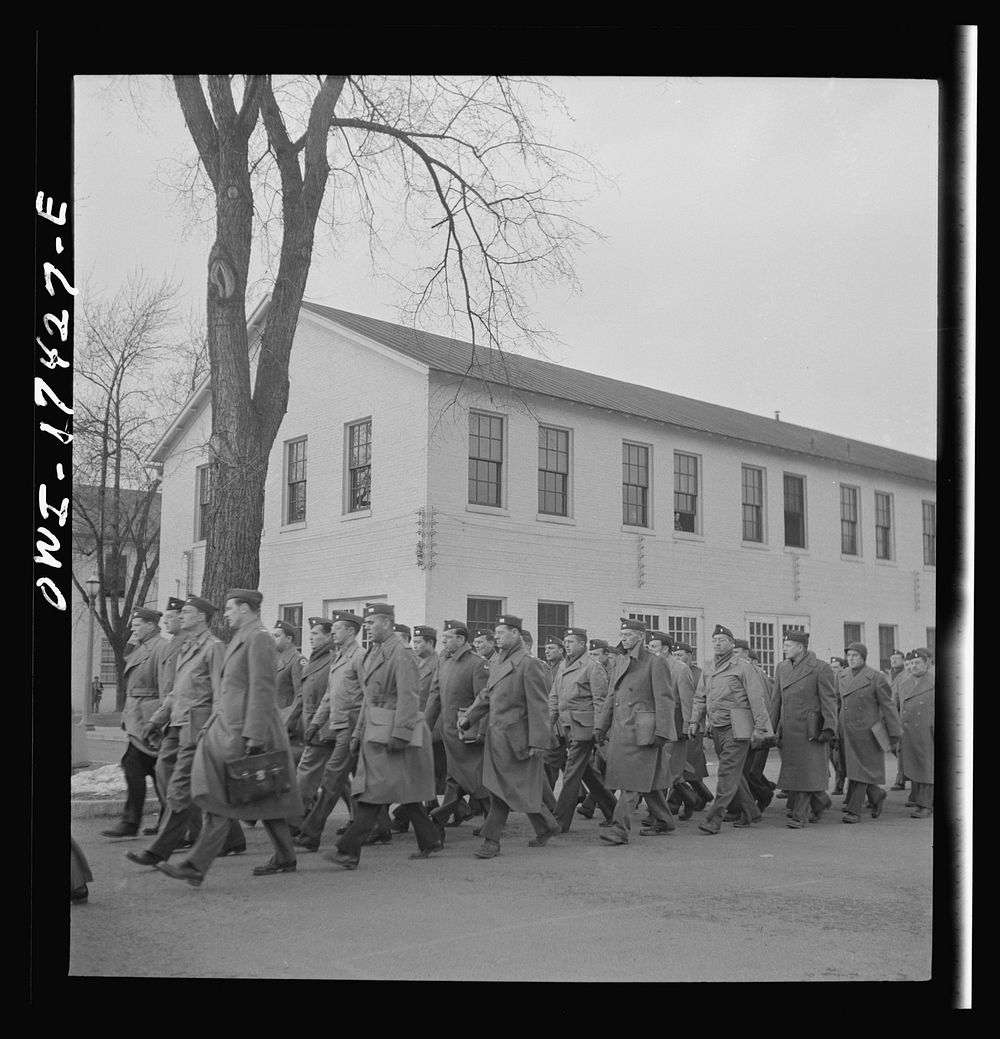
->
[72,799,158,820]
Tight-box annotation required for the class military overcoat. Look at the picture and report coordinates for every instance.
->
[663,655,694,785]
[191,620,303,820]
[291,642,335,737]
[312,640,365,736]
[424,643,489,798]
[465,642,551,812]
[774,650,839,790]
[149,628,221,737]
[275,644,304,712]
[896,670,934,784]
[121,630,168,755]
[350,632,435,804]
[548,654,609,740]
[598,644,677,793]
[837,665,901,784]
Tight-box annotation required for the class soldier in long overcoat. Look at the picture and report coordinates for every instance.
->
[594,619,678,844]
[425,620,490,826]
[688,624,773,834]
[459,614,561,858]
[838,641,902,823]
[672,643,714,809]
[898,649,934,817]
[272,620,305,712]
[327,604,441,868]
[157,590,302,887]
[101,607,169,838]
[773,631,839,827]
[548,627,616,832]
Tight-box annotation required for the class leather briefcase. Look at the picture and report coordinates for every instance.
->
[225,750,292,806]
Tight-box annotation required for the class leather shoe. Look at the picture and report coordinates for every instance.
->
[409,842,445,859]
[293,834,320,852]
[904,799,916,808]
[142,825,159,836]
[639,825,673,836]
[842,812,860,824]
[474,839,501,859]
[472,825,483,837]
[125,850,161,866]
[697,816,722,835]
[219,845,246,857]
[389,819,410,834]
[101,823,138,838]
[252,859,297,876]
[527,826,560,847]
[364,830,392,846]
[324,851,359,870]
[156,860,204,887]
[598,831,627,845]
[576,805,595,820]
[733,814,758,828]
[786,818,806,829]
[70,885,89,904]
[870,792,886,819]
[910,807,932,819]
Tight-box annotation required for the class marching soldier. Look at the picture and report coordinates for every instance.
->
[578,638,616,822]
[594,618,678,844]
[473,630,498,665]
[157,589,303,886]
[126,595,245,866]
[671,642,714,812]
[898,649,934,819]
[293,611,366,851]
[458,614,561,858]
[272,620,305,713]
[101,606,169,839]
[688,624,773,835]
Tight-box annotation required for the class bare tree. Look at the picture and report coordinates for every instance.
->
[171,74,598,619]
[72,271,181,709]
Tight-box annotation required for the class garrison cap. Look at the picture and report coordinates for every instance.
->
[521,630,533,642]
[330,610,363,630]
[748,649,760,662]
[620,618,646,632]
[648,630,674,648]
[364,603,395,618]
[184,594,217,619]
[733,638,750,651]
[784,630,810,646]
[308,616,333,633]
[413,625,437,640]
[495,614,524,631]
[674,642,694,654]
[845,641,868,659]
[273,620,298,638]
[544,635,564,649]
[393,623,411,638]
[225,588,263,609]
[907,648,931,661]
[474,629,496,640]
[712,624,734,640]
[165,597,186,613]
[588,638,610,651]
[564,627,587,640]
[132,607,162,623]
[444,620,470,638]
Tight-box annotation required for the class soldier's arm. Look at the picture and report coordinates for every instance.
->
[243,628,279,746]
[390,646,421,743]
[524,656,552,750]
[424,668,442,731]
[817,662,839,732]
[745,663,774,738]
[547,670,560,723]
[689,671,707,731]
[674,660,695,728]
[649,653,677,741]
[874,670,902,738]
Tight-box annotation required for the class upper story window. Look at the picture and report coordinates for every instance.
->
[874,491,893,560]
[469,412,504,507]
[285,438,307,524]
[673,452,699,532]
[348,419,372,512]
[922,500,936,566]
[741,465,765,543]
[538,426,569,516]
[783,474,806,548]
[622,442,649,527]
[840,484,860,555]
[279,604,303,651]
[195,463,212,542]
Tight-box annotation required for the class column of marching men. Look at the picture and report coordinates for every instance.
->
[99,589,935,889]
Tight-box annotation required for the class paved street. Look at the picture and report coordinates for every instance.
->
[70,773,933,981]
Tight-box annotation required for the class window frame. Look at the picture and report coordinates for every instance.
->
[741,464,766,544]
[279,603,303,651]
[283,436,308,526]
[922,500,937,567]
[782,472,807,549]
[468,411,506,510]
[195,463,212,543]
[843,622,864,650]
[874,490,894,561]
[345,418,372,515]
[877,624,897,673]
[466,596,505,638]
[324,597,384,652]
[622,440,652,529]
[537,601,571,658]
[537,424,571,518]
[673,451,701,535]
[840,483,861,557]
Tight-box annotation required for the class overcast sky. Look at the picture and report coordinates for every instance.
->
[74,75,939,459]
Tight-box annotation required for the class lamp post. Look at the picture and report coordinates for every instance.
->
[82,573,100,732]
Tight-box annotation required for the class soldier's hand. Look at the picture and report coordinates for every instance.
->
[816,728,835,743]
[349,737,361,757]
[457,715,471,732]
[652,735,668,748]
[244,739,266,756]
[890,736,901,755]
[593,728,607,745]
[750,734,769,750]
[387,736,410,753]
[687,724,700,738]
[140,722,160,741]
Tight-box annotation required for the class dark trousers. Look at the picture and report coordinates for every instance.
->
[708,727,758,818]
[480,793,558,844]
[609,788,674,840]
[787,789,833,824]
[120,743,165,829]
[743,746,775,809]
[430,778,473,824]
[554,738,616,831]
[187,813,294,874]
[910,781,933,809]
[337,800,439,860]
[845,779,885,816]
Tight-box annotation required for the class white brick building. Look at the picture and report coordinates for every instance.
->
[150,300,937,673]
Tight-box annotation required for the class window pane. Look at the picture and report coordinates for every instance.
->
[623,443,649,526]
[748,621,775,677]
[875,492,892,559]
[843,623,862,648]
[666,615,698,664]
[537,602,570,657]
[674,453,698,532]
[348,421,372,511]
[470,414,503,505]
[922,501,936,565]
[841,485,858,555]
[742,466,764,542]
[467,597,503,634]
[538,426,569,515]
[783,474,805,548]
[287,440,307,523]
[877,625,896,672]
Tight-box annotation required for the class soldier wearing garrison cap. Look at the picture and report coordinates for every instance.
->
[593,618,679,845]
[100,605,170,839]
[127,594,246,868]
[271,620,306,713]
[473,629,498,666]
[689,623,774,835]
[731,635,779,815]
[896,650,934,818]
[156,588,302,887]
[578,638,617,821]
[670,642,714,814]
[458,614,562,858]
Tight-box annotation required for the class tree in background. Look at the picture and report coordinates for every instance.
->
[171,74,597,622]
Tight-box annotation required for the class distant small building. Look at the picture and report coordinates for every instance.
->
[151,300,936,672]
